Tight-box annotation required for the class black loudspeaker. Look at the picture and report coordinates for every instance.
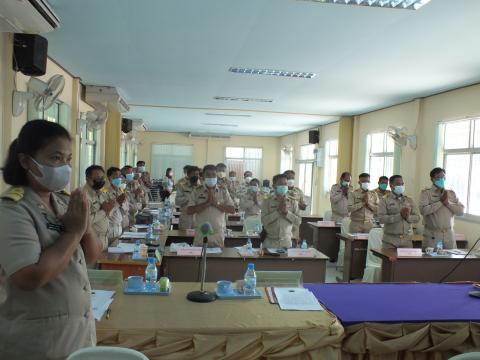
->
[309,130,319,144]
[13,34,48,76]
[122,118,133,133]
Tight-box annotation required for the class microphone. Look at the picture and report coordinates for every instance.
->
[186,222,216,303]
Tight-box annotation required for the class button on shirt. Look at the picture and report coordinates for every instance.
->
[261,195,301,248]
[330,184,352,221]
[0,187,96,359]
[348,189,378,223]
[188,185,234,247]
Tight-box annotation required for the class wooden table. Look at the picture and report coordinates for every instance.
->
[97,253,158,279]
[228,213,241,221]
[372,248,480,282]
[308,222,341,261]
[162,247,328,283]
[226,220,244,231]
[165,229,261,248]
[299,215,322,245]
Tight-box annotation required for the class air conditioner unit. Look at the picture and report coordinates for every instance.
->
[131,118,147,132]
[0,0,60,34]
[85,85,130,113]
[188,133,231,139]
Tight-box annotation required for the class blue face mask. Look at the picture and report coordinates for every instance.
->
[111,177,122,188]
[276,185,289,196]
[205,177,217,188]
[126,173,134,182]
[434,178,445,189]
[379,183,388,191]
[249,185,258,193]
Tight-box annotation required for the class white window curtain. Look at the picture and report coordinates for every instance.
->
[151,144,194,181]
[366,132,395,183]
[225,147,263,179]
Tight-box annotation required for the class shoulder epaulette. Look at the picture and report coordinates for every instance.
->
[1,186,25,202]
[57,190,70,196]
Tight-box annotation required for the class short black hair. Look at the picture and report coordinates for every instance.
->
[359,173,370,179]
[244,171,252,176]
[389,175,402,184]
[121,165,133,176]
[273,173,287,185]
[262,179,270,187]
[284,170,295,176]
[379,176,389,182]
[340,172,351,179]
[136,160,145,166]
[107,167,121,178]
[86,165,104,178]
[430,167,445,178]
[216,163,226,169]
[250,178,260,186]
[3,120,71,186]
[203,164,217,174]
[186,166,199,176]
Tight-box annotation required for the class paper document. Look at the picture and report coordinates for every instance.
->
[206,247,223,254]
[446,249,468,255]
[91,290,115,321]
[274,288,323,311]
[108,242,136,253]
[133,224,149,229]
[120,232,147,239]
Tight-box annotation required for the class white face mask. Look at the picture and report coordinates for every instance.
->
[361,182,370,191]
[393,185,405,195]
[205,177,217,188]
[287,179,295,187]
[138,166,146,173]
[341,181,350,187]
[30,158,71,192]
[245,176,252,184]
[229,177,236,182]
[119,182,127,191]
[217,171,226,179]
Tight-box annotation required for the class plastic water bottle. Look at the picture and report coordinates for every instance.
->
[145,224,154,241]
[243,263,256,296]
[145,257,158,289]
[436,239,444,253]
[153,217,161,232]
[301,239,308,249]
[246,238,253,255]
[133,239,141,258]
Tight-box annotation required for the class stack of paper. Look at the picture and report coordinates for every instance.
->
[120,232,147,239]
[108,242,136,253]
[446,249,468,255]
[91,290,115,320]
[206,247,223,254]
[273,288,323,311]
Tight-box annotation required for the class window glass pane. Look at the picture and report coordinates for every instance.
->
[475,119,480,148]
[330,158,338,189]
[151,144,193,180]
[444,120,470,150]
[244,147,262,159]
[469,154,480,216]
[304,163,313,197]
[328,140,338,156]
[299,164,306,192]
[444,154,470,209]
[280,150,293,173]
[384,156,394,178]
[386,135,395,153]
[242,159,261,178]
[300,144,315,160]
[370,133,385,153]
[369,156,385,184]
[225,147,244,158]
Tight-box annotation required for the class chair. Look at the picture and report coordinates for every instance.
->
[362,227,383,283]
[336,217,351,268]
[449,353,480,359]
[323,210,332,221]
[67,346,148,360]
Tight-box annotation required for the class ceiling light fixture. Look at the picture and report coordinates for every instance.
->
[298,0,432,10]
[201,122,241,127]
[204,113,252,118]
[228,67,316,79]
[213,96,273,103]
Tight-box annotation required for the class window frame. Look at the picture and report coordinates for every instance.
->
[365,132,395,182]
[224,146,263,179]
[324,139,338,193]
[297,144,316,213]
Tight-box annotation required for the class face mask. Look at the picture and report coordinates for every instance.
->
[263,187,270,193]
[341,181,350,187]
[245,176,252,184]
[287,179,295,188]
[138,166,146,173]
[379,183,388,191]
[217,171,226,179]
[119,183,127,191]
[249,185,258,193]
[229,177,236,182]
[393,185,405,195]
[111,177,122,188]
[190,175,199,185]
[92,178,105,190]
[434,178,445,189]
[205,177,217,188]
[125,173,134,182]
[276,185,289,196]
[30,158,71,192]
[361,182,370,191]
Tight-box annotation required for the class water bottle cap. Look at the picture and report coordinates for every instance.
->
[135,240,141,245]
[248,263,255,270]
[148,257,155,264]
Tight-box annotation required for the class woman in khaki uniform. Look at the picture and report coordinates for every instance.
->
[0,120,102,359]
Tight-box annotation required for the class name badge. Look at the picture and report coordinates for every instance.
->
[177,247,202,256]
[288,248,314,258]
[397,248,422,257]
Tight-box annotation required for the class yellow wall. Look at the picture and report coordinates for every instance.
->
[137,131,280,181]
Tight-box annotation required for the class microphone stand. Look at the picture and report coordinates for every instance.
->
[187,236,216,303]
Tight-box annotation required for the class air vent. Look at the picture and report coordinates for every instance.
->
[298,0,432,10]
[214,96,273,103]
[204,113,251,118]
[229,67,316,79]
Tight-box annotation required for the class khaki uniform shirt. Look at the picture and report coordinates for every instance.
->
[287,187,305,239]
[187,185,234,247]
[176,180,199,230]
[236,182,250,200]
[375,188,391,199]
[104,185,129,241]
[330,184,352,221]
[419,186,464,248]
[228,180,240,199]
[348,189,378,230]
[239,191,263,217]
[378,192,420,248]
[261,195,301,248]
[84,185,109,251]
[0,187,96,359]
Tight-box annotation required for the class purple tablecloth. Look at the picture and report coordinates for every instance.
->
[304,283,480,325]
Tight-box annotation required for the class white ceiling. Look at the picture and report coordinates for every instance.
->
[46,0,480,136]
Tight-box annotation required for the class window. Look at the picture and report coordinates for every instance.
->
[298,144,316,213]
[366,132,394,183]
[151,144,193,180]
[280,146,293,173]
[324,140,338,192]
[79,124,98,186]
[225,147,263,179]
[28,100,70,130]
[438,119,480,217]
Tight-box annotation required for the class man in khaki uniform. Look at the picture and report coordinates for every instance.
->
[187,165,235,247]
[236,170,253,200]
[105,167,129,245]
[228,170,240,199]
[284,170,307,240]
[176,165,191,189]
[419,167,464,249]
[348,173,378,233]
[216,163,229,191]
[261,174,301,248]
[378,175,420,249]
[84,165,114,250]
[375,176,391,199]
[330,172,353,222]
[122,165,147,226]
[176,166,200,230]
[239,178,263,216]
